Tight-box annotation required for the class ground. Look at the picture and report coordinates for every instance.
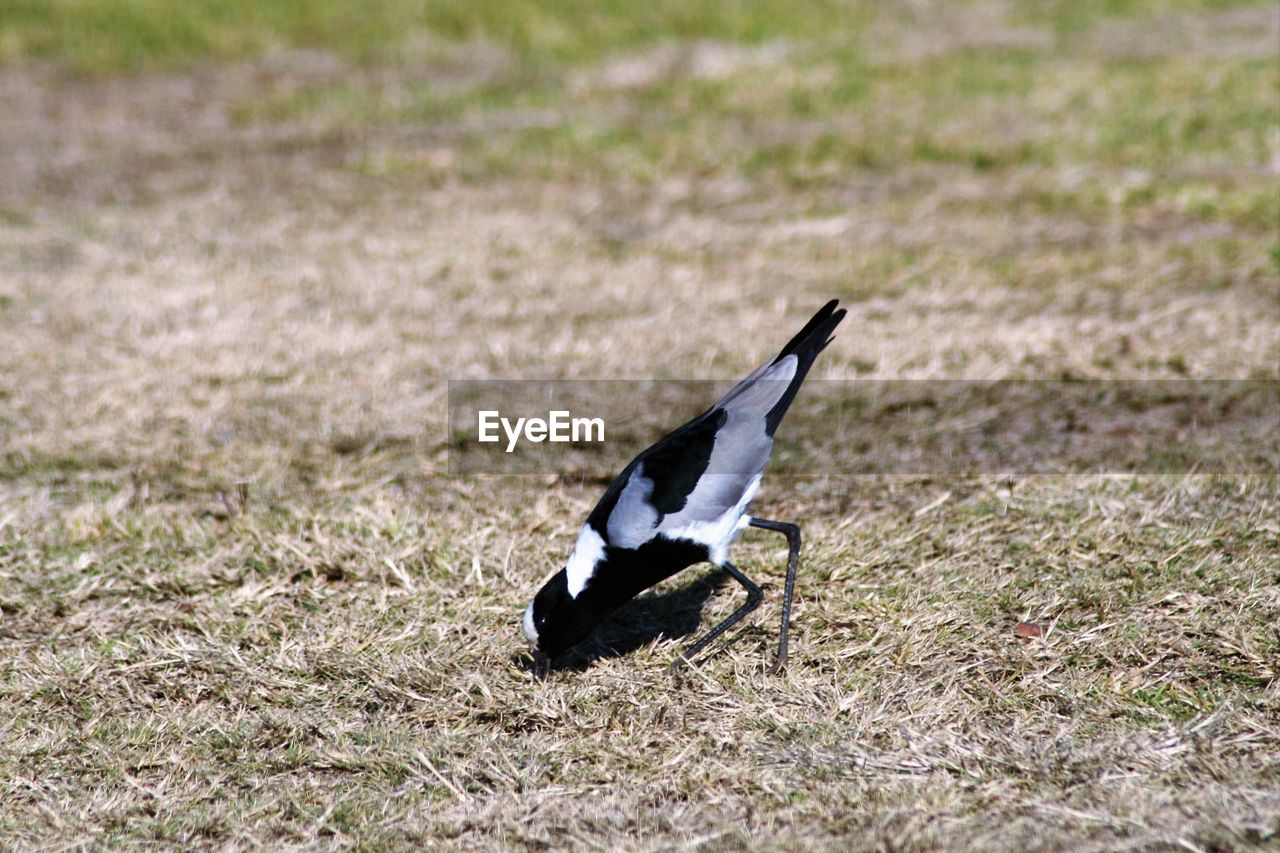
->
[1,1,1278,849]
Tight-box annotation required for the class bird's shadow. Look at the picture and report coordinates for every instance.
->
[517,567,736,674]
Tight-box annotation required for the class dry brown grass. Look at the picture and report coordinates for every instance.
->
[2,1,1278,848]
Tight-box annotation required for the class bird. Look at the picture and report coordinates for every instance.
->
[522,299,846,675]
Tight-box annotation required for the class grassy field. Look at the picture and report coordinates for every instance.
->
[2,0,1278,848]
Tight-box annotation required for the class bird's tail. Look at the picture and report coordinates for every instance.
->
[713,299,846,436]
[763,299,846,434]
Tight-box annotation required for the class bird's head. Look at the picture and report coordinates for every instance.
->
[521,570,598,672]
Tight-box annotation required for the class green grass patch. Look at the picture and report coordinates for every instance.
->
[1,0,864,72]
[215,11,1276,206]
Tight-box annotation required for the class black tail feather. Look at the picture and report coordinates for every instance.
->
[764,300,846,435]
[776,298,841,361]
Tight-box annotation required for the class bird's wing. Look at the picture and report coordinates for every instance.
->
[651,355,796,533]
[594,356,797,549]
[594,409,723,549]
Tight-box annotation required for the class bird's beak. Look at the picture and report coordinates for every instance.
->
[531,649,552,679]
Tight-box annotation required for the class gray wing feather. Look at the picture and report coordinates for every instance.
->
[606,467,661,548]
[655,355,797,530]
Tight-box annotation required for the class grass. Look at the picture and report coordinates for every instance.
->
[1,0,1278,848]
[0,0,858,72]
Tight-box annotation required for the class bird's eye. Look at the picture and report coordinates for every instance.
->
[536,613,549,628]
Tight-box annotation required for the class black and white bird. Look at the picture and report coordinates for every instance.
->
[522,299,846,674]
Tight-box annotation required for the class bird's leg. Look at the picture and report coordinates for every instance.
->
[747,517,801,674]
[670,561,762,673]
